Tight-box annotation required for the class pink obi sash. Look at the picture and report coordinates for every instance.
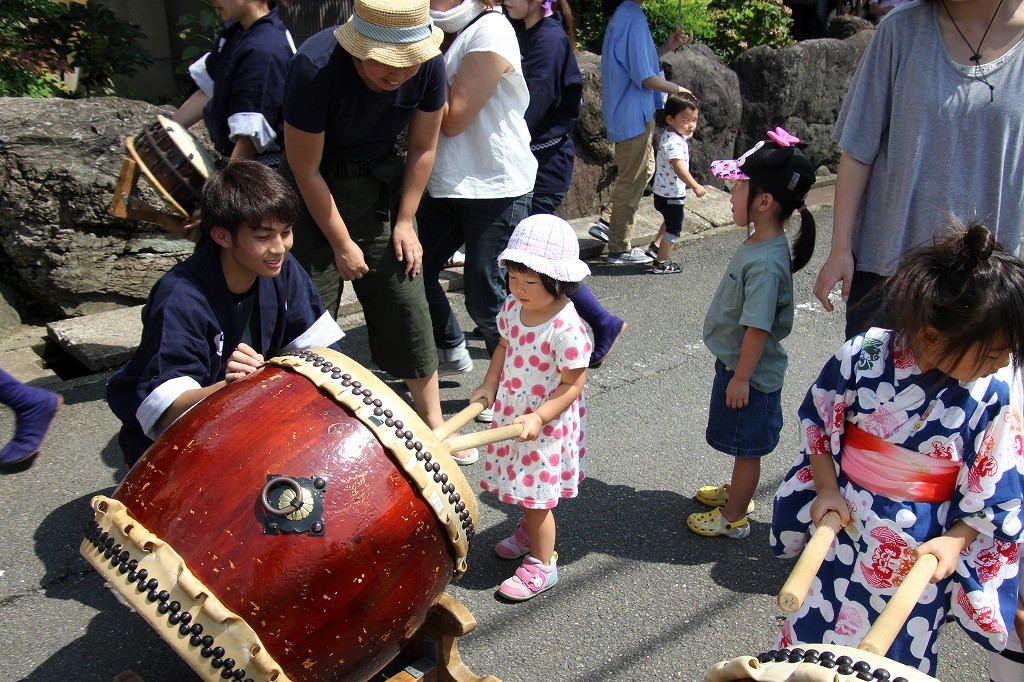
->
[841,424,960,503]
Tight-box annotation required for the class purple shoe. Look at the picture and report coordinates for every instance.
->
[589,318,628,369]
[1,390,62,465]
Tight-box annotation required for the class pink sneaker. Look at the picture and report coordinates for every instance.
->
[494,517,530,559]
[497,555,558,601]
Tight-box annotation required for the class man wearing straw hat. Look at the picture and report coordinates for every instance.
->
[282,0,479,461]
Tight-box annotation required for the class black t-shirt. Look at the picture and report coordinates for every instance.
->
[283,27,446,162]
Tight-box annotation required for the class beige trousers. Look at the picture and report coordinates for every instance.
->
[601,120,656,254]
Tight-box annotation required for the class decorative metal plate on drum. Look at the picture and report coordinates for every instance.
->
[261,475,326,536]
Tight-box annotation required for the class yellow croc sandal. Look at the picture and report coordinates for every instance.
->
[695,483,755,513]
[687,507,750,539]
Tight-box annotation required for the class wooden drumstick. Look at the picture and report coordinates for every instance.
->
[778,511,845,613]
[859,553,939,657]
[443,424,525,453]
[433,398,488,440]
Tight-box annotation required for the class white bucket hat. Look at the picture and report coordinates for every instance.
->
[498,215,591,283]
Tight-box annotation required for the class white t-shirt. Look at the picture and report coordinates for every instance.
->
[426,10,537,199]
[653,130,689,199]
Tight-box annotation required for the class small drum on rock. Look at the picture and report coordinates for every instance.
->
[81,348,479,682]
[126,114,217,218]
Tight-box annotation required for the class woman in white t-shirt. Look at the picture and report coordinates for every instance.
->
[419,0,537,379]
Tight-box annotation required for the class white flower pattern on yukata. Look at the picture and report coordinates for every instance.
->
[480,296,591,509]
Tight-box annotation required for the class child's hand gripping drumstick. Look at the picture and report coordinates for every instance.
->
[778,510,845,613]
[439,398,525,453]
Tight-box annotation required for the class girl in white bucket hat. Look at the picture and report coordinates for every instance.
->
[470,215,592,601]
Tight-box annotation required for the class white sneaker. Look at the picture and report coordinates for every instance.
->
[437,343,472,376]
[476,406,494,423]
[606,247,654,265]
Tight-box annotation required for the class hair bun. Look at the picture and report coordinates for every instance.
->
[964,223,995,262]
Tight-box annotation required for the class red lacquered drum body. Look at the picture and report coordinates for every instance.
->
[81,349,477,682]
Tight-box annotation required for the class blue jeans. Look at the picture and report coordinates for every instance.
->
[419,192,531,355]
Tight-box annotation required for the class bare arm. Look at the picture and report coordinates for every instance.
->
[392,106,443,277]
[155,343,264,429]
[228,135,257,163]
[813,152,871,311]
[641,74,692,96]
[442,51,511,137]
[284,123,369,280]
[724,326,767,409]
[670,158,706,197]
[514,367,587,441]
[657,25,692,57]
[173,90,209,128]
[914,520,981,583]
[470,338,508,408]
[808,452,852,526]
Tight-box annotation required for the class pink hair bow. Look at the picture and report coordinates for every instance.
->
[766,127,800,147]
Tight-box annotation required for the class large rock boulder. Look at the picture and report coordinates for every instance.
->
[0,97,195,319]
[563,45,743,217]
[730,30,873,171]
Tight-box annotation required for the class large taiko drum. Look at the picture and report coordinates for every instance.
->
[126,114,217,217]
[81,348,478,682]
[704,644,938,682]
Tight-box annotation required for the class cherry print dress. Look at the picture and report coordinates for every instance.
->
[771,328,1024,675]
[480,296,592,509]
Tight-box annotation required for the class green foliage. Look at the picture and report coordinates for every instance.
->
[0,0,151,98]
[708,0,792,62]
[176,4,221,77]
[569,0,792,64]
[0,0,71,97]
[65,1,153,95]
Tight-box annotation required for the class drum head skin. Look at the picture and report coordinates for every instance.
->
[125,115,217,217]
[704,645,938,682]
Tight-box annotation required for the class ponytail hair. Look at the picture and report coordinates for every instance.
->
[884,219,1024,370]
[744,181,817,273]
[552,0,576,50]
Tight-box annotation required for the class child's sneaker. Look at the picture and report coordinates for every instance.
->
[587,218,610,242]
[644,241,660,260]
[686,507,750,538]
[494,517,530,559]
[476,406,494,424]
[650,260,683,275]
[497,553,558,601]
[695,483,755,513]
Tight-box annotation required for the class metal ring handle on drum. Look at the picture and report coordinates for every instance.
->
[261,476,306,517]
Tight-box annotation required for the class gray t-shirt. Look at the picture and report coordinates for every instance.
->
[703,234,793,393]
[834,1,1024,275]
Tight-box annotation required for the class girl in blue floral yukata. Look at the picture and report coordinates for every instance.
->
[771,221,1024,675]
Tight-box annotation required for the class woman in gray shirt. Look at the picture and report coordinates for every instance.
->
[813,0,1024,339]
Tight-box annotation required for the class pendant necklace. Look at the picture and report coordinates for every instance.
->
[941,0,1004,101]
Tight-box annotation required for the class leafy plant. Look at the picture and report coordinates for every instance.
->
[176,4,221,77]
[708,0,792,62]
[569,0,792,64]
[0,0,151,97]
[64,1,153,95]
[0,0,72,97]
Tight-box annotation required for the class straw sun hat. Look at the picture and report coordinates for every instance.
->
[335,0,443,69]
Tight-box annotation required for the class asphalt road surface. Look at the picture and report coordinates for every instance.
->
[0,206,988,681]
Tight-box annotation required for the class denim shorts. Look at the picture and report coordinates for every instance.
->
[705,359,783,457]
[653,194,685,239]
